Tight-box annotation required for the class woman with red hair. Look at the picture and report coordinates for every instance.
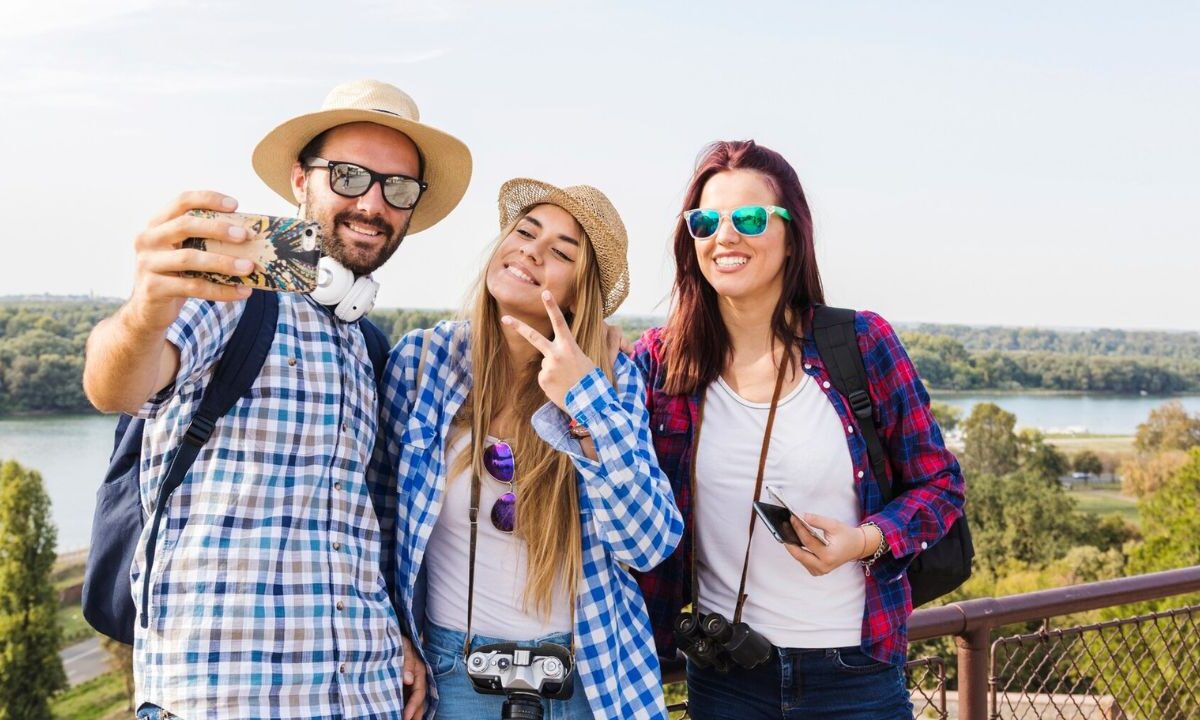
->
[633,140,965,719]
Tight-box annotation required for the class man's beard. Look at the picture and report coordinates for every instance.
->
[307,205,409,276]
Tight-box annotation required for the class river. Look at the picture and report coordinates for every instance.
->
[2,393,1198,550]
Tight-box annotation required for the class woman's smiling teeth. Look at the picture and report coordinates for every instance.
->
[715,256,748,267]
[505,264,539,285]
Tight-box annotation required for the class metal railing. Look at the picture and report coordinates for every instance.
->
[662,565,1200,719]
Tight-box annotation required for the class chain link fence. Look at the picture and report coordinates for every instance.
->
[990,603,1200,719]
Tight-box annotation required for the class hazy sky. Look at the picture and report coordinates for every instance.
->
[2,1,1197,330]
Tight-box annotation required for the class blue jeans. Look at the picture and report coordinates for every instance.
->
[423,621,593,720]
[686,645,913,720]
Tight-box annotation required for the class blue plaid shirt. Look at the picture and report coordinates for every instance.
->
[133,294,407,719]
[376,321,683,720]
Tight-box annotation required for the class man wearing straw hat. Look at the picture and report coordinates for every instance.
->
[83,80,471,720]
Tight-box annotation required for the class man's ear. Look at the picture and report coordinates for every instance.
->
[290,161,307,205]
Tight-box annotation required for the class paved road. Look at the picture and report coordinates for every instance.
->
[61,636,108,686]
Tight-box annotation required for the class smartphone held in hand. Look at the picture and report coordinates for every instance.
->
[183,210,321,293]
[752,501,802,546]
[764,484,830,546]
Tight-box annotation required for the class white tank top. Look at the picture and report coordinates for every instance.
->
[695,373,866,649]
[424,432,572,639]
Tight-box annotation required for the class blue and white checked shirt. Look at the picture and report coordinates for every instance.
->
[377,321,683,720]
[133,294,407,719]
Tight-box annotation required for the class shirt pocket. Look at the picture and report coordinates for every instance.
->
[399,418,437,450]
[649,404,690,479]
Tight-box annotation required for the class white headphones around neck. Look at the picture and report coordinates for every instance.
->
[309,256,379,323]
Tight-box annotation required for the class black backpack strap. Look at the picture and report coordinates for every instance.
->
[139,290,279,627]
[811,305,893,504]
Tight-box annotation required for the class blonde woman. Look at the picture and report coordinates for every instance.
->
[377,179,683,720]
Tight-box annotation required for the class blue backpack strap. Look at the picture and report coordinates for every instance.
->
[357,317,390,385]
[137,290,279,628]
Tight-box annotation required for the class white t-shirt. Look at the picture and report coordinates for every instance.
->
[695,373,866,649]
[424,432,572,639]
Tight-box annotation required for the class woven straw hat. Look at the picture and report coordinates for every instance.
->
[498,178,630,317]
[251,79,472,235]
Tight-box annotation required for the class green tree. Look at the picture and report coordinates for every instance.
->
[1087,450,1200,720]
[1134,401,1200,453]
[1017,428,1070,484]
[0,460,66,717]
[1072,450,1103,476]
[929,401,962,433]
[1128,448,1200,576]
[1119,449,1189,497]
[966,470,1082,571]
[961,402,1020,477]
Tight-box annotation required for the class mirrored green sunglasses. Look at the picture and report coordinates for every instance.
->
[682,205,791,240]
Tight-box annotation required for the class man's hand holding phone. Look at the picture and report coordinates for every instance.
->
[127,191,257,335]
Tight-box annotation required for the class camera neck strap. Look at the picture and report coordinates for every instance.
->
[465,448,576,659]
[691,360,788,625]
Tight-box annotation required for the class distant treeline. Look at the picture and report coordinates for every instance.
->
[0,300,117,414]
[1,298,1197,415]
[903,323,1200,361]
[901,332,1200,393]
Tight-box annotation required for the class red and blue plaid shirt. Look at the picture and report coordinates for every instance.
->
[632,308,965,666]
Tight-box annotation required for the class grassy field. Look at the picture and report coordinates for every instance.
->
[1045,435,1136,454]
[1068,487,1140,524]
[58,604,96,648]
[50,672,130,720]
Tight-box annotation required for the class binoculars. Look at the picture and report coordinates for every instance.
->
[674,610,773,671]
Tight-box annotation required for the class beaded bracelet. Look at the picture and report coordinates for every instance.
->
[859,521,888,576]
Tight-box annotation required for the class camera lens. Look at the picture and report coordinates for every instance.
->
[502,692,544,720]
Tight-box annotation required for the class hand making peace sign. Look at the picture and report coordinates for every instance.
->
[501,290,598,413]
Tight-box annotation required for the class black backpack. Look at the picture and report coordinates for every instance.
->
[81,291,394,644]
[812,305,973,607]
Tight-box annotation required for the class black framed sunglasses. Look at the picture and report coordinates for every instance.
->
[304,157,427,210]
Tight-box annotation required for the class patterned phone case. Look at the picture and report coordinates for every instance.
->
[182,210,321,293]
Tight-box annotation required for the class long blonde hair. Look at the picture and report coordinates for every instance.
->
[453,210,615,618]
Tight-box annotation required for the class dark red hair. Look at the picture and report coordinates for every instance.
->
[663,140,824,395]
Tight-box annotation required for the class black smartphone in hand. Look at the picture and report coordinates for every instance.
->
[753,501,802,546]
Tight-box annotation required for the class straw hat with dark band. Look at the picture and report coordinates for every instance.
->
[498,178,630,317]
[252,79,472,235]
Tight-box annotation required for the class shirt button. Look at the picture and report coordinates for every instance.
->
[339,663,346,674]
[341,422,348,433]
[822,381,831,389]
[332,542,342,551]
[804,363,813,371]
[921,541,929,550]
[334,482,342,491]
[336,600,345,611]
[288,357,297,367]
[857,470,865,479]
[847,425,855,434]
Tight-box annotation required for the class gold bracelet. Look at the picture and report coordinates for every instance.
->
[859,521,888,576]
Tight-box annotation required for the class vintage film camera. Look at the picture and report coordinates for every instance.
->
[466,641,574,720]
